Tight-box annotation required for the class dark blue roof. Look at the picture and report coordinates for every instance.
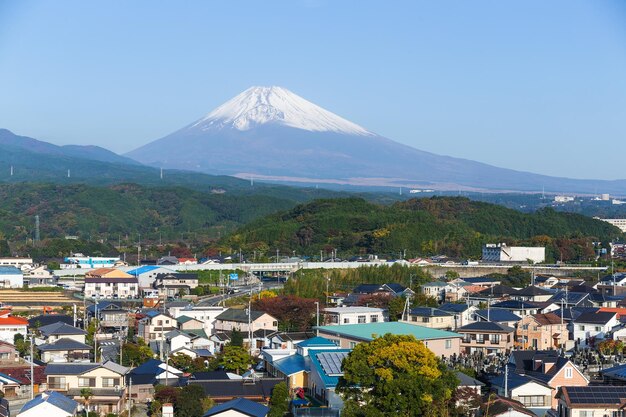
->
[384,283,408,294]
[440,303,472,313]
[490,300,538,310]
[19,391,78,415]
[475,309,521,323]
[45,363,100,375]
[130,358,165,375]
[203,397,269,417]
[457,321,514,333]
[600,363,626,381]
[410,307,452,317]
[38,322,87,337]
[37,338,92,351]
[308,349,351,388]
[550,291,589,304]
[489,373,549,390]
[552,307,599,321]
[462,277,499,284]
[352,284,384,294]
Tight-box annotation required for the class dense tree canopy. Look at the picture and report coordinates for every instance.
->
[337,334,459,417]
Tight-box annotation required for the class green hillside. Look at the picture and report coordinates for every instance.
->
[223,197,623,261]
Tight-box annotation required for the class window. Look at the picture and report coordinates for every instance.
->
[445,339,452,349]
[518,396,545,407]
[343,318,350,324]
[411,316,418,322]
[579,325,585,331]
[490,334,500,344]
[595,326,602,332]
[48,377,66,390]
[102,377,121,388]
[565,367,573,378]
[349,342,357,348]
[422,317,430,323]
[78,377,96,387]
[358,315,366,324]
[370,315,378,323]
[579,411,594,417]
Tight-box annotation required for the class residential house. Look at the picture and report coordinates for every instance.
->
[38,322,87,344]
[315,322,462,358]
[572,311,619,347]
[25,266,57,287]
[0,365,47,398]
[38,338,91,363]
[475,308,522,328]
[16,391,78,417]
[0,341,19,364]
[45,361,129,415]
[308,349,350,409]
[403,307,454,330]
[457,321,515,355]
[482,396,538,417]
[439,303,477,329]
[516,312,568,350]
[343,283,413,305]
[489,373,552,416]
[84,268,139,299]
[203,398,269,417]
[176,315,205,331]
[459,277,501,287]
[0,371,22,398]
[323,307,387,325]
[0,315,28,344]
[153,273,199,297]
[549,292,592,308]
[267,332,315,350]
[137,311,177,342]
[213,310,278,334]
[556,386,626,417]
[126,266,175,291]
[490,300,541,317]
[515,286,554,302]
[509,350,589,409]
[127,359,184,402]
[0,267,23,288]
[87,302,129,332]
[172,306,226,334]
[421,281,452,302]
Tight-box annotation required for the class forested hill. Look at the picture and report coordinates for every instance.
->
[224,197,624,261]
[0,183,300,242]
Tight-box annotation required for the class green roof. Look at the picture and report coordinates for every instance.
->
[176,315,198,324]
[315,322,461,341]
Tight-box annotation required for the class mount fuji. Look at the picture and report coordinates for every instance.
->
[127,86,626,194]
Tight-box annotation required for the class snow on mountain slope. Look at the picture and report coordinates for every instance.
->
[189,86,373,136]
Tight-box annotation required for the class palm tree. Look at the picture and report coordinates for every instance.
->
[80,388,93,415]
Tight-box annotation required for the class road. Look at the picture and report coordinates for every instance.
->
[197,282,283,306]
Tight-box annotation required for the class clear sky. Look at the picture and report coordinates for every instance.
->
[1,1,625,180]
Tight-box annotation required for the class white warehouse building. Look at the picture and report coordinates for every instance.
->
[482,243,545,264]
[0,266,24,288]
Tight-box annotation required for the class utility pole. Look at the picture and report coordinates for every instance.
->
[29,333,34,399]
[314,302,320,336]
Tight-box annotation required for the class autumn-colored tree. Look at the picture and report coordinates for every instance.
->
[337,334,458,417]
[253,295,317,331]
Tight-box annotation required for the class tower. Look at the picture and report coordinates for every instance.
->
[35,215,40,242]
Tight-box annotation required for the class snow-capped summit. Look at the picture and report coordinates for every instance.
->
[189,86,373,136]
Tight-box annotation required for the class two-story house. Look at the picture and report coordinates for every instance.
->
[45,361,129,415]
[153,273,198,297]
[516,312,567,350]
[403,307,454,330]
[36,322,91,363]
[439,303,477,330]
[84,268,139,299]
[137,311,177,342]
[0,315,28,344]
[572,311,619,347]
[457,321,515,355]
[213,309,278,334]
[323,307,387,325]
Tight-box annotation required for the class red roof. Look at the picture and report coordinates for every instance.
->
[0,316,28,326]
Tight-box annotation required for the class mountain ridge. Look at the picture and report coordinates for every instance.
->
[126,86,626,195]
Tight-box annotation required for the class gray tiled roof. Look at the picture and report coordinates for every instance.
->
[37,338,91,351]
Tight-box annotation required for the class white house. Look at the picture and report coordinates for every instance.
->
[573,311,619,347]
[323,307,387,325]
[482,243,545,263]
[172,306,226,335]
[0,315,28,344]
[17,391,78,417]
[0,267,23,288]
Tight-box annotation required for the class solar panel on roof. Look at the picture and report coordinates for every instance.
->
[317,352,349,376]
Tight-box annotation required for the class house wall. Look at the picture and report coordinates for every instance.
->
[48,367,125,391]
[85,282,139,298]
[548,363,588,408]
[459,331,513,354]
[174,307,226,334]
[0,273,24,288]
[509,382,552,416]
[138,315,176,341]
[214,314,278,333]
[404,314,454,330]
[516,316,567,350]
[573,317,619,347]
[0,324,27,344]
[46,333,86,344]
[326,311,386,325]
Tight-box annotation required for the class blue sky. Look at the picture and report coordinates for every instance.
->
[1,1,625,180]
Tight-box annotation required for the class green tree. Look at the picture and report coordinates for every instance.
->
[80,388,93,415]
[268,382,289,417]
[122,339,154,367]
[230,328,244,347]
[176,384,206,417]
[337,334,459,417]
[217,345,252,374]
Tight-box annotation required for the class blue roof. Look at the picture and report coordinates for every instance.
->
[19,391,78,415]
[476,309,522,323]
[273,354,308,376]
[0,266,21,275]
[203,397,269,417]
[297,337,337,348]
[601,363,626,381]
[440,303,472,313]
[130,358,165,375]
[490,300,537,310]
[127,265,170,276]
[462,277,499,284]
[489,373,549,390]
[0,372,22,384]
[308,349,351,388]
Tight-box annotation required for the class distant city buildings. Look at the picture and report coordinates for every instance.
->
[598,218,626,233]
